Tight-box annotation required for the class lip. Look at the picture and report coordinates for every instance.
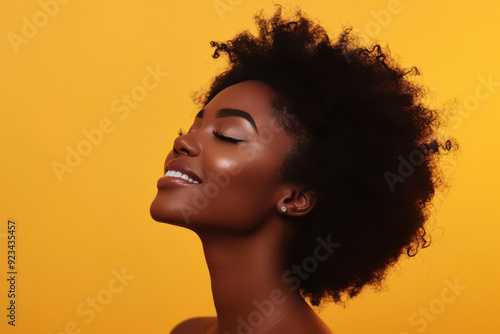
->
[157,160,203,189]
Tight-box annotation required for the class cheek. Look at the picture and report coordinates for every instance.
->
[211,145,276,193]
[201,152,278,216]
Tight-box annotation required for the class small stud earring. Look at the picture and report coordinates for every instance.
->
[280,205,287,213]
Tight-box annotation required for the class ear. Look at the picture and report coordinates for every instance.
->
[275,184,317,216]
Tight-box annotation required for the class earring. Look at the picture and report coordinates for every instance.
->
[280,205,287,213]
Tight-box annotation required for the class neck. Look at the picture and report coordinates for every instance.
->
[194,217,312,334]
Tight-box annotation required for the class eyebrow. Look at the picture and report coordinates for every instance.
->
[196,108,259,134]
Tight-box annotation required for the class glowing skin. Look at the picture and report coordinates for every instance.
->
[150,80,298,233]
[150,81,333,334]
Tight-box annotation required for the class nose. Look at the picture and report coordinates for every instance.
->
[172,132,201,157]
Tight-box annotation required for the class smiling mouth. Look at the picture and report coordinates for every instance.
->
[161,159,203,187]
[164,170,200,184]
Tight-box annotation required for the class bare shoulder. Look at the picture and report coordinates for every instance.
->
[170,316,217,334]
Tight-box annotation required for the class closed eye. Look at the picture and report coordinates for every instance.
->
[213,129,244,144]
[177,127,243,143]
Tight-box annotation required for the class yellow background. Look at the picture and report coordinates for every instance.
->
[1,0,499,333]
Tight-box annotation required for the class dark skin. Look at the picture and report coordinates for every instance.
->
[150,81,334,334]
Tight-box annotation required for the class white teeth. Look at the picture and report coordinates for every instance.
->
[164,170,200,184]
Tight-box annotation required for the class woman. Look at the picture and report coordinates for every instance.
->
[150,7,457,334]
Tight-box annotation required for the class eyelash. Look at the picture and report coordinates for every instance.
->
[177,128,243,144]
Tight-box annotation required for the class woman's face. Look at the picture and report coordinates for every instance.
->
[150,80,296,233]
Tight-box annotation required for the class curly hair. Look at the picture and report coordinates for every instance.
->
[194,6,458,308]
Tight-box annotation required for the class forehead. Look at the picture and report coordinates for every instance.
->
[205,80,277,124]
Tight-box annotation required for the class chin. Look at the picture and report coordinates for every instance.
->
[150,195,192,227]
[150,195,173,223]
